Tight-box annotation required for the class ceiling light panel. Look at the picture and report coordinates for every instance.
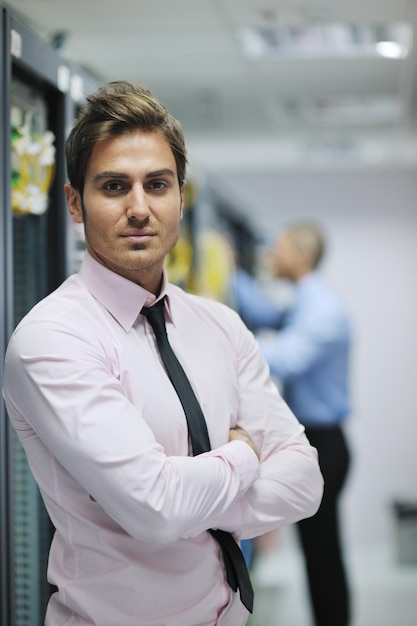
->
[237,22,412,60]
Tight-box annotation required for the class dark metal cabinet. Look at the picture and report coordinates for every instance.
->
[0,7,97,625]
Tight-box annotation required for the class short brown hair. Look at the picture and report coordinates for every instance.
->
[65,80,187,193]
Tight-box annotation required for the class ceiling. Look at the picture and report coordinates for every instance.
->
[7,0,417,176]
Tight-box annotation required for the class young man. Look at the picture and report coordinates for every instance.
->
[232,222,352,626]
[3,82,323,626]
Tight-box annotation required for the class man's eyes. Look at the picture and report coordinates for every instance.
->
[103,181,125,192]
[146,180,168,191]
[102,180,168,192]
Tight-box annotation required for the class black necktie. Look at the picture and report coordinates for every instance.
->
[141,297,254,613]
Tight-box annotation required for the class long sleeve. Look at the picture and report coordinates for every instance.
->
[259,283,348,381]
[207,309,323,539]
[254,273,351,426]
[231,268,286,329]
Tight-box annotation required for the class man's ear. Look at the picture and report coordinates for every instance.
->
[179,180,186,220]
[65,184,83,224]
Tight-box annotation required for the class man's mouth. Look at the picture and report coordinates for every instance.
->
[121,229,155,242]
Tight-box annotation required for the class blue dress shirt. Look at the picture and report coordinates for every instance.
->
[232,269,351,427]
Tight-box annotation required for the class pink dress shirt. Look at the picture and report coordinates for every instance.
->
[3,252,323,626]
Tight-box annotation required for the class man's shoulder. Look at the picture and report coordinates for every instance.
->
[168,282,234,315]
[13,273,94,333]
[166,283,243,336]
[304,274,347,308]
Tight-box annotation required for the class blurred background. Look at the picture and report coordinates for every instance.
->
[1,1,417,625]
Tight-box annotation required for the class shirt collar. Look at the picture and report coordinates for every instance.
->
[298,271,320,288]
[78,252,173,332]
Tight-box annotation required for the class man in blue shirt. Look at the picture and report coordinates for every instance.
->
[232,222,351,626]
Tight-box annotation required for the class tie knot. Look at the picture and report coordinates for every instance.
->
[141,297,167,337]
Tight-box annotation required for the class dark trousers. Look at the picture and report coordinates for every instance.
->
[296,425,351,626]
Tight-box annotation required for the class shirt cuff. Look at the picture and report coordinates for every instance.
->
[211,439,260,494]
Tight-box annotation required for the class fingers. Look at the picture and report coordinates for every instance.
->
[229,427,259,459]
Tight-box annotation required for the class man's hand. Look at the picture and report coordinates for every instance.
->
[229,427,259,459]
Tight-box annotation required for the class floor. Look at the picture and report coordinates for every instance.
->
[247,526,417,626]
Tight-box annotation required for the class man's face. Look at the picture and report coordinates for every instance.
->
[65,130,184,293]
[270,232,299,280]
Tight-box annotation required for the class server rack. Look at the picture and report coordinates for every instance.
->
[1,7,13,626]
[0,6,97,625]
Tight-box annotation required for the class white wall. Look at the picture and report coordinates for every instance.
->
[206,167,417,551]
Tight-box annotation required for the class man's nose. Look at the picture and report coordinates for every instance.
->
[126,186,151,220]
